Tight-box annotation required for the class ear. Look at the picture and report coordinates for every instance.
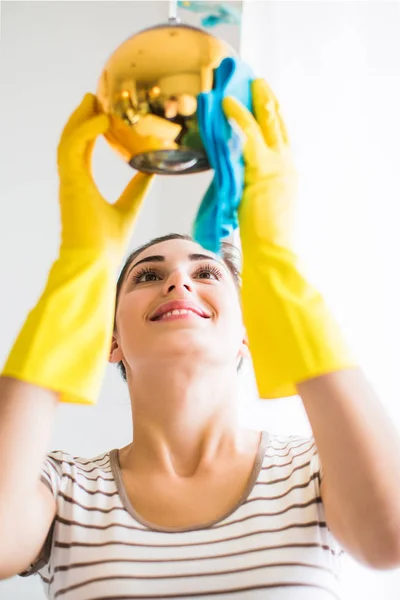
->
[238,329,251,360]
[109,333,124,364]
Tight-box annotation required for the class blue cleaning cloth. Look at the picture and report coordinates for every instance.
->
[192,57,254,254]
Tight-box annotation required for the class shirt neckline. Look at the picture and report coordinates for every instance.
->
[109,429,269,533]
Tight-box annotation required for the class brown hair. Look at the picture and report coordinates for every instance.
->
[114,233,242,381]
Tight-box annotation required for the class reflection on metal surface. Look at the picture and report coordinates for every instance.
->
[96,22,235,175]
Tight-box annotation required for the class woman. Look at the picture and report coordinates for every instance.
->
[1,83,400,600]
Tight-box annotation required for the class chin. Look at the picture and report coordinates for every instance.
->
[142,334,221,361]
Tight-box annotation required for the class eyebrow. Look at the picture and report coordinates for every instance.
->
[126,253,222,280]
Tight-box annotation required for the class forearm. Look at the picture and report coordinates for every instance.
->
[297,367,400,568]
[0,377,58,502]
[0,377,59,575]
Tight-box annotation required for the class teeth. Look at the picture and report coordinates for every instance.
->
[160,309,196,319]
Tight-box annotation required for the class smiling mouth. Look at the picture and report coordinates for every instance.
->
[151,309,210,322]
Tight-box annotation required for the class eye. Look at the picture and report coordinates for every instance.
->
[193,263,223,281]
[131,267,161,284]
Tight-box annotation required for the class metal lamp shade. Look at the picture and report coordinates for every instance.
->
[96,22,235,175]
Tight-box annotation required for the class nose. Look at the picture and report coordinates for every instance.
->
[163,268,193,295]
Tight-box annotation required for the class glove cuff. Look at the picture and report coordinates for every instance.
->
[242,244,357,399]
[2,251,118,404]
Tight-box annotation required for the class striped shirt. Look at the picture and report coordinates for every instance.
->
[23,432,343,599]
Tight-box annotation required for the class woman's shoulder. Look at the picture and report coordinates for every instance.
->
[40,448,117,498]
[261,431,321,477]
[44,448,113,472]
[266,431,317,454]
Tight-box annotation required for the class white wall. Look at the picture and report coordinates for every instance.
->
[241,1,400,598]
[1,0,399,598]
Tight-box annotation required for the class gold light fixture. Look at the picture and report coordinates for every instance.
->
[96,1,235,175]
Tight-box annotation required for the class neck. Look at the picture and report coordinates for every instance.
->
[123,360,247,477]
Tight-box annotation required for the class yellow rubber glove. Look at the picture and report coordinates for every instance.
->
[223,80,356,398]
[2,94,153,404]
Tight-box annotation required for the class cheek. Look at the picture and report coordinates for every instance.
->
[116,292,146,334]
[217,283,242,315]
[216,294,243,334]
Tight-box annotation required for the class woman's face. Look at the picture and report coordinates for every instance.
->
[110,238,248,375]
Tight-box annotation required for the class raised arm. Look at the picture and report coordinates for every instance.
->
[223,80,400,568]
[0,94,153,578]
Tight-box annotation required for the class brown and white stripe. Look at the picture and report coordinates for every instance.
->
[21,433,343,599]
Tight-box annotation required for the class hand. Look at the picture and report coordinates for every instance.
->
[57,94,153,261]
[222,79,297,252]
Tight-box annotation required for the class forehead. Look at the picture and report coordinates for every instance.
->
[135,238,216,261]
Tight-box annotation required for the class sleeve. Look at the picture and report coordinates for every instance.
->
[39,451,64,499]
[309,436,325,487]
[307,437,345,557]
[281,433,324,495]
[19,451,65,578]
